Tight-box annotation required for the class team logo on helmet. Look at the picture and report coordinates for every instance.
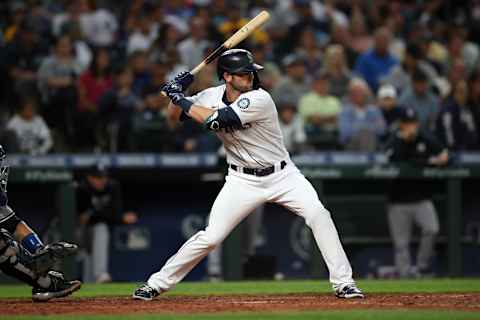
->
[237,97,250,110]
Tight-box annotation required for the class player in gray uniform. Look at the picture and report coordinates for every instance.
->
[133,49,363,300]
[0,145,81,301]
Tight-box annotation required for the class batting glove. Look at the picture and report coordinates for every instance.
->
[175,71,194,91]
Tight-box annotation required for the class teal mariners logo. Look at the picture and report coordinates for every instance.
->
[237,97,250,109]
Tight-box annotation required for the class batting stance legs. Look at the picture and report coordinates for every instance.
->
[140,164,358,297]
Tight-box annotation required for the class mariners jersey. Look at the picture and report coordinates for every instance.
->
[188,85,290,168]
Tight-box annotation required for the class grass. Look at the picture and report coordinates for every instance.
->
[1,279,480,319]
[1,279,480,298]
[4,310,480,320]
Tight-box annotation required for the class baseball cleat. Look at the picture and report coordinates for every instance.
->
[132,283,160,301]
[32,271,82,302]
[335,284,365,299]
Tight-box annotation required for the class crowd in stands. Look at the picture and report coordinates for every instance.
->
[0,0,480,154]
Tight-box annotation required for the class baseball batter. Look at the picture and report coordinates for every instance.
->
[133,49,363,300]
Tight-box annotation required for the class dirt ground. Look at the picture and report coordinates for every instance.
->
[1,293,480,315]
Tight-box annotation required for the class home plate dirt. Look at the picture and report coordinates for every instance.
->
[1,293,480,315]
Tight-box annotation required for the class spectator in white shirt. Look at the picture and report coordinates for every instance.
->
[6,97,53,155]
[177,17,211,70]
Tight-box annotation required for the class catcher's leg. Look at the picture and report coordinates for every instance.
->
[0,228,51,288]
[0,229,82,302]
[0,212,78,274]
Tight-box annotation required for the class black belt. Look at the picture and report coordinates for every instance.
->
[229,161,287,177]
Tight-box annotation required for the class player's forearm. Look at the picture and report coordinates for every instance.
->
[187,105,215,124]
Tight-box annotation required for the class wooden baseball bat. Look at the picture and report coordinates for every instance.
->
[162,10,270,95]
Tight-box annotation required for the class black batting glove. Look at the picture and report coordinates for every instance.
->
[175,71,194,91]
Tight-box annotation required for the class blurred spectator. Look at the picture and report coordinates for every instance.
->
[445,29,480,77]
[469,71,480,148]
[76,163,138,283]
[349,9,373,55]
[218,3,268,45]
[78,48,113,113]
[6,97,52,155]
[77,47,113,151]
[377,84,403,135]
[272,54,309,107]
[99,66,143,152]
[338,78,386,151]
[383,43,438,96]
[2,19,49,109]
[329,23,358,69]
[67,21,93,73]
[52,0,90,38]
[37,35,82,150]
[295,27,322,75]
[321,44,351,98]
[131,62,171,152]
[149,22,185,62]
[384,107,445,278]
[163,47,189,81]
[177,16,211,70]
[398,68,440,132]
[436,80,478,151]
[3,1,27,43]
[128,50,152,96]
[354,27,399,92]
[127,13,157,55]
[298,72,341,148]
[82,2,118,48]
[277,96,307,154]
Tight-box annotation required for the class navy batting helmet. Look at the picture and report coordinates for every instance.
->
[217,49,264,80]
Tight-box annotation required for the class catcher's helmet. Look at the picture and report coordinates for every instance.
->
[217,49,264,81]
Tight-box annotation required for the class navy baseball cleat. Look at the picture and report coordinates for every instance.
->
[32,271,82,302]
[133,283,160,301]
[335,284,365,299]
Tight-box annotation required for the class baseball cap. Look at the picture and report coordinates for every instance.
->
[399,107,418,123]
[377,84,397,99]
[87,163,109,177]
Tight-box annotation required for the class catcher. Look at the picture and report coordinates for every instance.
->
[0,145,81,301]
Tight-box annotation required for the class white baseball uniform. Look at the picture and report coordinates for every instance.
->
[147,84,356,290]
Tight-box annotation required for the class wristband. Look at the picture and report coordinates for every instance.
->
[176,98,193,113]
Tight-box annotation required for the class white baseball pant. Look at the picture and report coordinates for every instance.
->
[147,163,355,291]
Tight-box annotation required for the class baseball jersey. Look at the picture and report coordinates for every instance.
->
[188,85,290,168]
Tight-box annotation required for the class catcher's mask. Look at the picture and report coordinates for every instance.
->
[0,145,9,193]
